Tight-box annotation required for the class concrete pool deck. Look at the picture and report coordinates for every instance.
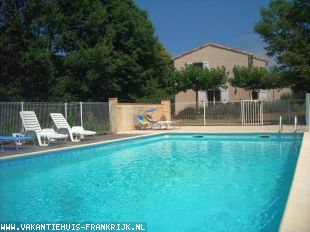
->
[119,125,307,134]
[0,125,309,231]
[0,134,141,158]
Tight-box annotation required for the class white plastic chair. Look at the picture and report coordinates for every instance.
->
[50,113,96,142]
[20,111,68,146]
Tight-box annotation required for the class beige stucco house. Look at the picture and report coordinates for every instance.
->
[173,42,290,104]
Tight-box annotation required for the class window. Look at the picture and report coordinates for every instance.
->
[192,61,209,69]
[252,91,258,100]
[207,89,221,102]
[193,62,203,67]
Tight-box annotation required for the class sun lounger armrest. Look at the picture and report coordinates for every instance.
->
[57,127,70,135]
[71,126,84,132]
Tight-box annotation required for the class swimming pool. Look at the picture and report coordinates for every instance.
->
[0,133,303,231]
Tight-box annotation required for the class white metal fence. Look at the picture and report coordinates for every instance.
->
[0,102,110,136]
[1,95,309,135]
[241,100,263,125]
[171,98,308,128]
[172,101,241,126]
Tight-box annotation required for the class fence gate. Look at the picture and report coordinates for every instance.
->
[241,100,263,125]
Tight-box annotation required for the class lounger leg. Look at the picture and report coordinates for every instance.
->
[37,135,48,146]
[70,132,80,142]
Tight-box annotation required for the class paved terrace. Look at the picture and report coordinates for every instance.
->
[0,134,140,158]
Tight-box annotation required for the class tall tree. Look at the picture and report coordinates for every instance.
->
[0,0,54,101]
[0,0,174,102]
[255,0,310,93]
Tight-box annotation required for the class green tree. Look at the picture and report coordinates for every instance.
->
[231,66,266,98]
[255,0,310,93]
[0,0,174,102]
[231,66,286,100]
[0,0,54,101]
[263,68,286,101]
[209,67,228,101]
[176,64,227,105]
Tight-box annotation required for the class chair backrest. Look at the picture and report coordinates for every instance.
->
[137,114,146,124]
[20,111,42,132]
[50,113,71,129]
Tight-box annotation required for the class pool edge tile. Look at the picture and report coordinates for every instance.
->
[0,133,167,161]
[280,132,310,232]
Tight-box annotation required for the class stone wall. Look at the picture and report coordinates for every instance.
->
[109,98,171,133]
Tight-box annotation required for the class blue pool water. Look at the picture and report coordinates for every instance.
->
[0,133,302,231]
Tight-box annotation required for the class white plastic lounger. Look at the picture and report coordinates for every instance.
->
[20,111,68,146]
[50,113,96,142]
[144,115,180,129]
[157,120,180,129]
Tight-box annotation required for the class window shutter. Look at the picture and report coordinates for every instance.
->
[203,61,209,69]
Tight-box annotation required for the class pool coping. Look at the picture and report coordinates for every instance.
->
[0,131,301,161]
[0,133,163,161]
[279,131,310,232]
[0,131,309,231]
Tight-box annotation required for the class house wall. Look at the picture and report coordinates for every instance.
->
[174,45,288,105]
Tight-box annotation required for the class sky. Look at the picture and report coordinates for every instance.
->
[135,0,271,63]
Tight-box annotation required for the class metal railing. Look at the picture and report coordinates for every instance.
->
[171,101,241,126]
[171,98,307,127]
[241,100,263,125]
[0,102,110,136]
[307,93,310,132]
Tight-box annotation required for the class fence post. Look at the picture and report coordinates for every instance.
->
[64,102,67,119]
[241,100,244,125]
[80,102,83,127]
[203,101,206,126]
[288,97,291,124]
[261,101,264,125]
[161,100,171,121]
[109,98,118,133]
[21,102,24,112]
[306,93,310,132]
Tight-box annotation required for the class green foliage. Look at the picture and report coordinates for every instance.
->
[209,67,228,90]
[176,64,228,92]
[135,78,174,103]
[231,66,266,91]
[230,66,286,93]
[66,115,75,128]
[280,92,306,100]
[255,0,310,93]
[0,0,174,102]
[84,112,110,133]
